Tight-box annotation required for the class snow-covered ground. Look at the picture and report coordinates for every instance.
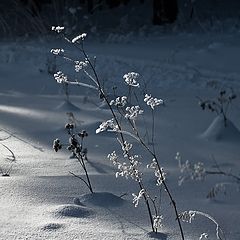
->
[0,21,240,240]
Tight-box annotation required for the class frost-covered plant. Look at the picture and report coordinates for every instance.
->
[179,210,226,240]
[176,152,240,199]
[176,152,206,186]
[51,28,184,238]
[53,71,70,102]
[198,88,237,127]
[53,123,93,193]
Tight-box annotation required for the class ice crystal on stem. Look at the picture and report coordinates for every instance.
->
[123,72,140,87]
[71,33,87,43]
[180,210,196,223]
[153,215,164,230]
[74,60,89,72]
[121,141,133,156]
[51,26,64,33]
[147,158,166,186]
[144,94,164,109]
[50,48,64,55]
[177,152,206,185]
[125,105,143,121]
[54,71,68,83]
[110,96,127,107]
[199,233,209,239]
[132,189,145,207]
[96,119,119,134]
[108,150,142,181]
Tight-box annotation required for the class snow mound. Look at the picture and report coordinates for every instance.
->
[40,223,64,231]
[80,192,124,207]
[53,204,93,218]
[200,116,240,142]
[55,100,80,111]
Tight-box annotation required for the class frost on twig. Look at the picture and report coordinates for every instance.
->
[132,189,145,207]
[176,152,240,199]
[180,210,226,240]
[176,152,206,186]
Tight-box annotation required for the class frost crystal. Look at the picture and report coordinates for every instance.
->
[74,60,89,72]
[54,71,68,83]
[71,33,87,43]
[121,141,133,156]
[132,189,145,207]
[51,26,64,33]
[108,149,142,181]
[199,233,208,239]
[144,94,164,110]
[110,96,127,107]
[125,105,143,120]
[96,119,119,134]
[147,159,166,186]
[177,152,206,185]
[153,215,164,230]
[50,48,64,55]
[180,210,196,223]
[107,151,118,164]
[123,72,140,87]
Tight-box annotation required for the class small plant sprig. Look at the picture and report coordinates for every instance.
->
[198,88,237,127]
[53,123,93,193]
[176,152,240,199]
[0,143,16,177]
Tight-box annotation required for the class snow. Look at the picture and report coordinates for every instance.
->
[200,116,240,142]
[1,6,240,240]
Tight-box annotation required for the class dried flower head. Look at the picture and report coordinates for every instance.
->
[144,94,164,110]
[50,48,64,55]
[123,72,140,87]
[51,26,64,33]
[54,71,68,83]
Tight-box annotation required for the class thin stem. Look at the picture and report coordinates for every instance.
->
[206,170,240,182]
[69,171,91,190]
[1,144,16,162]
[151,109,156,155]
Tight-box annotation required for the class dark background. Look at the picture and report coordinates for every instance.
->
[1,0,240,38]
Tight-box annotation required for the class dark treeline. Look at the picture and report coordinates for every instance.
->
[18,0,179,25]
[1,0,240,37]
